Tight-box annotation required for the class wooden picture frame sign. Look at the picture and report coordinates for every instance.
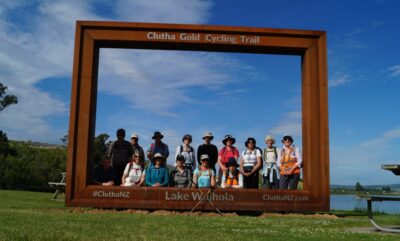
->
[66,21,329,212]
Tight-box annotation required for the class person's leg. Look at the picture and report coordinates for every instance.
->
[251,171,259,189]
[114,164,124,186]
[272,170,279,189]
[279,175,289,189]
[288,174,300,190]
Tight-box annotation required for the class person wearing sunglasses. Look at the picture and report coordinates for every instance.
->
[277,135,302,190]
[240,137,262,189]
[174,134,196,173]
[197,131,218,173]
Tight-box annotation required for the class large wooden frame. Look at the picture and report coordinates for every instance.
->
[66,21,329,212]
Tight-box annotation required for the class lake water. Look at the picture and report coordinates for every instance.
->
[330,194,400,214]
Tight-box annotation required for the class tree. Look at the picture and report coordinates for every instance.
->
[60,134,68,145]
[93,133,110,166]
[0,82,18,111]
[355,181,365,192]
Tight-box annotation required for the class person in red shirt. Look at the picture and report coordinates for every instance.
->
[217,135,239,183]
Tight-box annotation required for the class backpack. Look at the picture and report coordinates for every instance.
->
[263,147,277,163]
[221,146,238,161]
[179,145,195,166]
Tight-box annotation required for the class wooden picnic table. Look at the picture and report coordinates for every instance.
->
[366,164,400,233]
[48,172,66,200]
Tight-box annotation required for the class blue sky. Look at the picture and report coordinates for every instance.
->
[1,0,400,185]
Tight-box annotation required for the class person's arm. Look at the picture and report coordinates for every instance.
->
[211,170,216,187]
[233,173,243,188]
[252,149,262,173]
[197,145,202,165]
[165,144,169,158]
[145,167,154,186]
[121,164,130,186]
[239,151,248,176]
[160,168,169,187]
[221,173,227,188]
[217,148,227,171]
[295,147,302,168]
[139,147,145,163]
[234,147,240,161]
[193,170,199,187]
[138,169,146,186]
[174,145,180,166]
[191,148,196,170]
[187,170,192,188]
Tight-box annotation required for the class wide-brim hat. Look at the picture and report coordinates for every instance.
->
[222,135,236,145]
[245,137,257,147]
[200,154,210,162]
[202,131,214,140]
[282,135,293,143]
[227,157,238,167]
[264,135,275,144]
[152,131,164,139]
[152,153,165,162]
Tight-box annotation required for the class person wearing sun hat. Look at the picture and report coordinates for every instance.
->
[169,154,192,188]
[174,134,196,173]
[217,134,239,182]
[145,153,169,187]
[193,154,216,188]
[129,133,145,162]
[277,135,302,190]
[146,131,169,163]
[121,151,145,187]
[221,157,243,188]
[240,137,262,189]
[262,135,280,189]
[197,131,218,172]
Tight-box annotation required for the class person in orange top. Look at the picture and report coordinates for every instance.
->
[221,158,243,188]
[277,135,302,190]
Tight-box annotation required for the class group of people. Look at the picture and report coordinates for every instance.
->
[92,129,302,190]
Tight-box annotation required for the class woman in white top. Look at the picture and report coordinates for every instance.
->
[174,134,196,173]
[240,137,262,189]
[121,152,145,187]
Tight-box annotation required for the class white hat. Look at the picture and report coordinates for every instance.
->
[200,154,210,161]
[202,131,214,140]
[130,133,139,139]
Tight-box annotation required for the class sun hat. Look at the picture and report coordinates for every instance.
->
[200,154,210,161]
[176,154,185,162]
[130,133,139,139]
[182,134,192,142]
[265,135,275,144]
[226,157,238,167]
[245,137,257,147]
[222,135,236,145]
[152,131,164,139]
[202,131,214,140]
[152,153,165,161]
[282,135,294,143]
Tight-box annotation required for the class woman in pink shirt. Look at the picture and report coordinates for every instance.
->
[217,135,239,182]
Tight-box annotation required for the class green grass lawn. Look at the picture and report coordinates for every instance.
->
[0,190,399,241]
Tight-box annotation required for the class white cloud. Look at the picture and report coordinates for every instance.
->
[98,49,255,116]
[114,0,213,23]
[331,126,400,185]
[329,74,351,87]
[0,0,213,142]
[269,111,302,138]
[360,126,400,148]
[388,65,400,78]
